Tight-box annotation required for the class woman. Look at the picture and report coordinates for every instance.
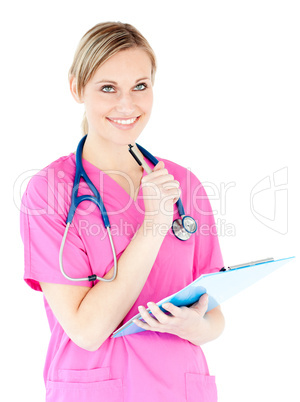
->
[20,22,225,401]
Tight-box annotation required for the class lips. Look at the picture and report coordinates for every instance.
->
[106,116,140,130]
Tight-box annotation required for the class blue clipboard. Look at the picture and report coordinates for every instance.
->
[112,256,295,338]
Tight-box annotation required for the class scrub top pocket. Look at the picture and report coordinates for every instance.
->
[46,368,123,402]
[185,373,218,402]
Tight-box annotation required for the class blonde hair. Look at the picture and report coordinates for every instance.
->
[68,22,157,135]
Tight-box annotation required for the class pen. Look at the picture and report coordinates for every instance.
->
[128,144,153,174]
[219,257,274,272]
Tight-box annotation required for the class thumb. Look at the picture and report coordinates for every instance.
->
[153,160,165,171]
[193,294,209,317]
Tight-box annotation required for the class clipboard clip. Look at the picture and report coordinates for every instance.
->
[220,257,274,272]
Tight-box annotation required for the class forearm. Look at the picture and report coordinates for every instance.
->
[75,220,165,350]
[188,306,225,346]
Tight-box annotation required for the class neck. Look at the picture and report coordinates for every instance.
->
[81,134,144,175]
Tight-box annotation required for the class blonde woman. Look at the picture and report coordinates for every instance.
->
[20,22,225,401]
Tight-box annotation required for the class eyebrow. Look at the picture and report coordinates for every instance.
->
[95,77,151,85]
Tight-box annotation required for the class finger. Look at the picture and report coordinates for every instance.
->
[200,293,209,307]
[191,294,209,317]
[148,174,177,186]
[171,187,181,204]
[162,180,180,189]
[159,187,181,205]
[147,302,170,325]
[141,168,169,184]
[153,160,165,171]
[133,318,154,332]
[161,303,185,318]
[138,306,159,327]
[142,171,174,185]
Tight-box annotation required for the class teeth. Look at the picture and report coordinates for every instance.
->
[110,117,137,125]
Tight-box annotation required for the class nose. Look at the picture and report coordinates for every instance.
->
[115,92,135,116]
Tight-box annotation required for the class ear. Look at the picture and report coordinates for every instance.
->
[69,76,83,104]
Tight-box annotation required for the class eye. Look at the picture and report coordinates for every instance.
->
[101,85,115,93]
[134,83,147,91]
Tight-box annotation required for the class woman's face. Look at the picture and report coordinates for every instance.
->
[77,48,153,146]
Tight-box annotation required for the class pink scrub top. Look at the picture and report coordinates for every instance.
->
[20,151,223,402]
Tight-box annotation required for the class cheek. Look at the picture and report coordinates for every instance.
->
[85,96,111,120]
[141,92,153,113]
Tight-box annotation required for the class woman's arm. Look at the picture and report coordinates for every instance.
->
[41,223,165,351]
[40,161,180,351]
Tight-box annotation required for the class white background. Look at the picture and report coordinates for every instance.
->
[1,0,299,401]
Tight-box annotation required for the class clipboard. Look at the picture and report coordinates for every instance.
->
[112,256,295,338]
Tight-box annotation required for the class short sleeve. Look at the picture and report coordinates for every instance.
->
[189,172,224,278]
[20,173,93,291]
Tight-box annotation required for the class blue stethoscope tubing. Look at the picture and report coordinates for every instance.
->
[59,135,197,282]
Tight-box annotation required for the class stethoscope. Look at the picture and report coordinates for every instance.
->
[59,135,197,283]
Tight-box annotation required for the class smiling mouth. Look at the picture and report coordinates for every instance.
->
[107,116,140,126]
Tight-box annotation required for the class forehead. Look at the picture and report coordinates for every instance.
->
[92,48,152,83]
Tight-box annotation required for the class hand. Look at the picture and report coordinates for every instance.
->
[133,294,211,344]
[141,161,181,230]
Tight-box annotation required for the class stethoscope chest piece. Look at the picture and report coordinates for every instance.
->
[172,216,197,241]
